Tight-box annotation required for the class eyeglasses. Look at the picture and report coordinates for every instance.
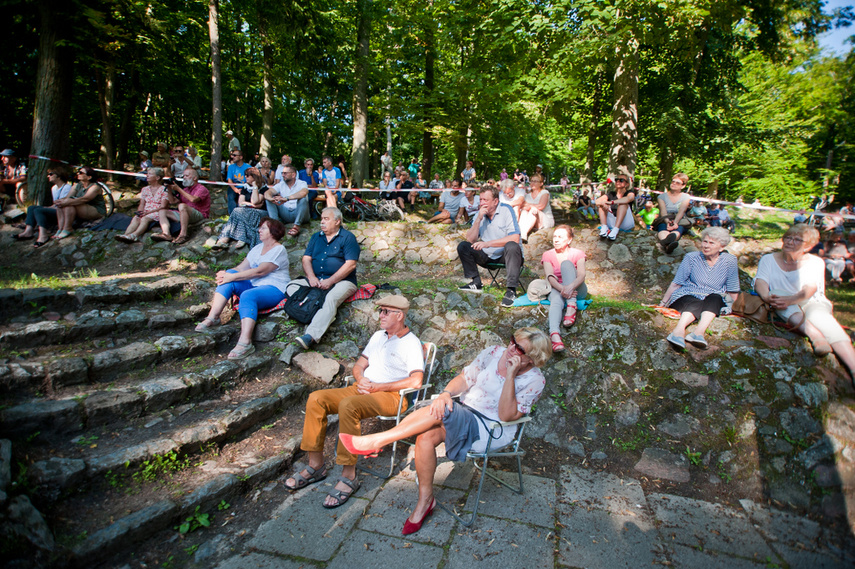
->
[671,179,685,185]
[782,235,804,244]
[615,178,628,183]
[510,336,527,356]
[378,308,402,317]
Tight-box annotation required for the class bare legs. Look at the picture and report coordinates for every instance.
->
[670,311,716,339]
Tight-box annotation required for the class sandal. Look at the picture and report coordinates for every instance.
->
[115,234,138,244]
[151,232,173,242]
[284,465,328,491]
[563,309,577,327]
[322,476,360,509]
[33,240,48,248]
[227,342,255,360]
[52,229,72,240]
[550,332,564,353]
[194,317,221,332]
[13,233,34,241]
[287,225,301,237]
[210,240,229,250]
[173,235,190,245]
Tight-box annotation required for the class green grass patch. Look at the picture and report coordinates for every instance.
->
[392,277,459,296]
[0,267,103,290]
[589,295,647,311]
[731,210,792,241]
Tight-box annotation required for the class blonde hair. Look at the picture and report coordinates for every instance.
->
[514,327,552,367]
[785,223,820,249]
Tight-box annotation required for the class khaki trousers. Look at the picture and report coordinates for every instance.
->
[301,385,405,466]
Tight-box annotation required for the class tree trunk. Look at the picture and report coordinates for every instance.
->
[607,39,639,180]
[30,0,74,205]
[116,67,141,169]
[581,70,604,185]
[421,19,435,178]
[96,63,116,177]
[208,0,223,182]
[655,145,675,191]
[350,0,371,188]
[259,43,274,157]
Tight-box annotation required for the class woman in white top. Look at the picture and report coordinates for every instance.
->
[518,174,554,242]
[754,224,855,383]
[339,327,551,536]
[195,218,291,360]
[15,166,73,245]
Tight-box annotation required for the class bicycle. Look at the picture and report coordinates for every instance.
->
[313,191,383,222]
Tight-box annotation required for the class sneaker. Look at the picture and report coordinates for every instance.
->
[598,225,609,238]
[458,281,483,293]
[501,289,516,308]
[607,226,619,241]
[685,333,708,349]
[666,333,686,350]
[295,334,315,350]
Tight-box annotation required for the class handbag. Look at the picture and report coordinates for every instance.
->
[731,292,771,325]
[284,284,330,324]
[651,213,692,228]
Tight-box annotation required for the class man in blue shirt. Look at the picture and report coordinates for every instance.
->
[287,207,360,349]
[226,150,251,214]
[321,155,342,209]
[299,158,321,219]
[457,185,523,307]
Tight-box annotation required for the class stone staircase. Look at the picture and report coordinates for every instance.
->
[0,276,313,567]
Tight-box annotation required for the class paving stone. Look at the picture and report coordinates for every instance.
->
[86,438,179,475]
[293,352,341,383]
[768,478,811,509]
[559,465,647,516]
[74,499,178,559]
[137,376,189,410]
[174,411,230,450]
[222,397,280,432]
[274,383,305,402]
[75,284,130,305]
[0,439,11,490]
[607,243,632,263]
[90,342,159,380]
[154,335,190,358]
[115,309,147,330]
[793,382,829,408]
[1,321,67,347]
[326,529,445,569]
[634,448,690,483]
[206,360,241,383]
[665,543,768,568]
[616,399,640,426]
[70,316,115,337]
[188,334,217,355]
[657,414,701,438]
[253,321,279,342]
[825,402,855,445]
[780,408,821,440]
[249,482,367,561]
[278,343,298,364]
[648,493,775,557]
[797,435,837,469]
[0,399,82,435]
[213,552,306,569]
[557,507,659,569]
[446,517,554,569]
[45,357,89,387]
[28,457,86,490]
[83,390,144,426]
[674,371,709,387]
[458,471,556,528]
[358,474,463,543]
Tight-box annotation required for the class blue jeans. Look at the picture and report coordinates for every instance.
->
[215,270,285,321]
[265,197,309,226]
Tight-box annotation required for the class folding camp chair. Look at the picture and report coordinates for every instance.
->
[484,259,506,288]
[436,411,532,527]
[345,342,437,479]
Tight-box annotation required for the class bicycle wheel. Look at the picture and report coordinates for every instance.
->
[342,203,364,222]
[99,182,115,217]
[313,198,326,217]
[14,182,29,207]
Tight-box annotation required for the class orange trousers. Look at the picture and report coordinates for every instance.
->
[300,385,405,466]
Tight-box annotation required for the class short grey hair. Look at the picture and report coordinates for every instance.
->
[322,207,342,223]
[499,179,515,193]
[147,167,164,179]
[182,168,198,181]
[701,226,731,247]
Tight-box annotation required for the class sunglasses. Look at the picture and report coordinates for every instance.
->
[615,178,628,183]
[510,336,527,356]
[378,308,402,316]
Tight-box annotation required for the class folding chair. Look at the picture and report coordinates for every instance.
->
[484,259,506,287]
[346,342,437,479]
[435,409,532,527]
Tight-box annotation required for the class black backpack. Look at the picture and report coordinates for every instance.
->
[284,284,330,324]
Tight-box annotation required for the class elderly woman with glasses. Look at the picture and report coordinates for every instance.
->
[755,224,855,383]
[116,167,170,243]
[661,227,740,350]
[340,327,551,536]
[595,174,635,241]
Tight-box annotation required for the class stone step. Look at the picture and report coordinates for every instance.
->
[0,275,205,323]
[0,326,239,414]
[0,301,211,350]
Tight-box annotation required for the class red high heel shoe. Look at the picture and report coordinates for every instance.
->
[402,498,436,535]
[339,433,381,457]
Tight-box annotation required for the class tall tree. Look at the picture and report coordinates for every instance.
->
[209,0,223,181]
[351,0,371,187]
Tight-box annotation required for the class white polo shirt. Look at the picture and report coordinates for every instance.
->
[362,329,424,384]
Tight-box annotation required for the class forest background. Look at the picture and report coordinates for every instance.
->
[3,0,855,208]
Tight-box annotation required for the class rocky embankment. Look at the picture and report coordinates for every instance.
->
[0,215,853,567]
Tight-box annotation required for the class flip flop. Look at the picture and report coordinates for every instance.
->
[173,235,190,245]
[322,476,360,509]
[33,240,48,248]
[151,233,173,242]
[284,465,328,491]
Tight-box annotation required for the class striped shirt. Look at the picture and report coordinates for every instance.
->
[669,251,740,305]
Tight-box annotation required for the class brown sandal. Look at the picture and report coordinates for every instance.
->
[287,225,301,237]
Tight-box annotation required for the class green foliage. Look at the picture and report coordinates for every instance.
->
[176,506,211,535]
[132,450,191,483]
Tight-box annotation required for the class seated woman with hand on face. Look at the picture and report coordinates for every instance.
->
[212,167,268,250]
[755,224,855,384]
[116,167,170,243]
[661,227,740,350]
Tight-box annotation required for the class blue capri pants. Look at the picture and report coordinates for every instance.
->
[215,270,285,321]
